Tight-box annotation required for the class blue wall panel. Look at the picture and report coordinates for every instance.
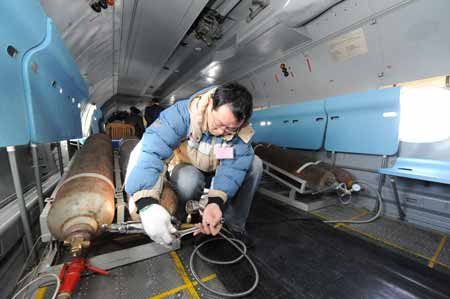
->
[324,88,400,155]
[23,19,89,143]
[0,1,47,146]
[251,100,327,150]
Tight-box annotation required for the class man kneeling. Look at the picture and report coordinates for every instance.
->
[124,83,263,246]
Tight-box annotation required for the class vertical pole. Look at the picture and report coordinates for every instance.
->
[390,177,406,221]
[67,139,77,160]
[378,156,388,192]
[31,144,44,212]
[376,155,388,212]
[331,151,336,168]
[7,146,35,254]
[56,141,64,176]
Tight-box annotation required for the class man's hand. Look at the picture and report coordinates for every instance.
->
[200,203,223,236]
[140,204,177,245]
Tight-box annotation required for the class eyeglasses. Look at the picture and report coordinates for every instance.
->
[211,109,241,134]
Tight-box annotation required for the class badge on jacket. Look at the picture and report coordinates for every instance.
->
[215,147,234,159]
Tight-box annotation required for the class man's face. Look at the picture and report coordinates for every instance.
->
[207,102,243,136]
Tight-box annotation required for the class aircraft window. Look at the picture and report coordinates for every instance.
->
[399,86,450,143]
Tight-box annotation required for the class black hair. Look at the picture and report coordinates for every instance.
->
[212,82,253,123]
[130,106,141,114]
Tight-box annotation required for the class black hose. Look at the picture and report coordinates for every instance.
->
[189,229,259,297]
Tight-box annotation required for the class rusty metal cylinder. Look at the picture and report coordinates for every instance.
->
[255,144,353,191]
[119,137,139,178]
[47,134,115,251]
[119,137,178,216]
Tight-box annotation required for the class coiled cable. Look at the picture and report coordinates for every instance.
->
[189,228,259,297]
[323,180,383,224]
[11,273,60,299]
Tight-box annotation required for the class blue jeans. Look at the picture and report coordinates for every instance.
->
[170,155,263,232]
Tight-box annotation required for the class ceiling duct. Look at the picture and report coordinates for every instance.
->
[194,9,225,47]
[276,0,343,28]
[247,0,270,23]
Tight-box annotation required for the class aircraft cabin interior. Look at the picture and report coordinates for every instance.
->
[1,0,450,298]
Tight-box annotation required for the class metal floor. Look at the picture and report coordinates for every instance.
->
[258,176,450,274]
[35,192,450,299]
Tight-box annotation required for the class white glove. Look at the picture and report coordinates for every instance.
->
[140,204,177,245]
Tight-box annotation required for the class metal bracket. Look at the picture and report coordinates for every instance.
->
[42,240,181,275]
[113,151,126,224]
[258,159,336,211]
[247,0,270,22]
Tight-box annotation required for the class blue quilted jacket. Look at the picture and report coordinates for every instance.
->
[124,86,254,204]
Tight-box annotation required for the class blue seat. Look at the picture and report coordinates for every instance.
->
[324,87,400,155]
[0,1,48,146]
[24,18,88,143]
[379,158,450,185]
[251,100,327,150]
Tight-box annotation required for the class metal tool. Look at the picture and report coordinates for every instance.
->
[174,226,201,239]
[101,222,201,239]
[101,222,144,234]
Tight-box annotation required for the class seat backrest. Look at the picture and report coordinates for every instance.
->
[106,123,135,139]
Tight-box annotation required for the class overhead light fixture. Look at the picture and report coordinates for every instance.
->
[202,61,221,79]
[194,47,202,52]
[208,65,221,78]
